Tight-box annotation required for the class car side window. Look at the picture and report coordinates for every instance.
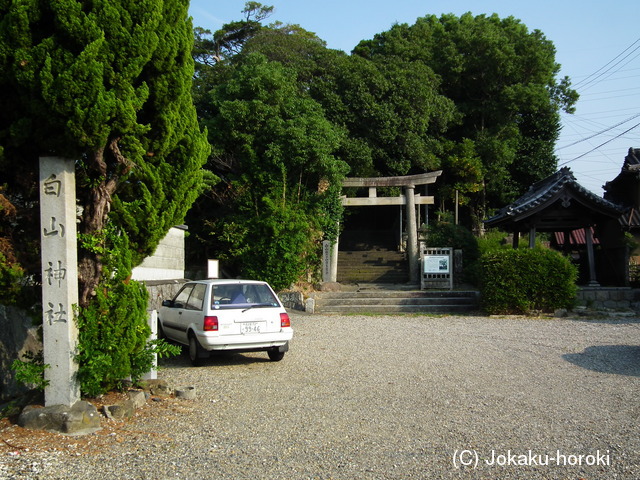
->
[173,284,194,308]
[186,283,206,311]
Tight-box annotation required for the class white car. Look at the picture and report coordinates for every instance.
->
[158,279,293,365]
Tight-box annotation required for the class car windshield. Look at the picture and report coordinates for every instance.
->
[211,283,279,309]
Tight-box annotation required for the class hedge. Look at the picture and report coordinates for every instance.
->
[480,247,578,314]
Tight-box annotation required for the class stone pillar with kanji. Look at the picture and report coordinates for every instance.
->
[39,157,81,406]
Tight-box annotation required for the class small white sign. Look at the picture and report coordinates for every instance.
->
[207,259,219,278]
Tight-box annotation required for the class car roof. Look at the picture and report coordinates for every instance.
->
[186,279,268,286]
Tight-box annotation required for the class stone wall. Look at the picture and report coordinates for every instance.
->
[0,305,42,403]
[131,226,187,281]
[576,287,640,311]
[278,291,305,311]
[142,279,186,313]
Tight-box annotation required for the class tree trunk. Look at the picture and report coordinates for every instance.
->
[470,180,487,237]
[77,139,130,307]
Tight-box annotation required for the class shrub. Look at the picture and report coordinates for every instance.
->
[480,247,578,314]
[237,200,321,291]
[75,274,151,396]
[76,227,180,396]
[0,252,25,305]
[11,350,49,391]
[477,229,511,254]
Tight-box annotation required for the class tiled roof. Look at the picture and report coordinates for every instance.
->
[604,147,640,197]
[622,147,640,171]
[485,167,624,228]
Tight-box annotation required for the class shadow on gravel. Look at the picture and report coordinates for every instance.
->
[563,345,640,377]
[570,315,640,325]
[159,350,271,369]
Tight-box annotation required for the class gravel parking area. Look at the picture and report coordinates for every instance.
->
[2,312,639,479]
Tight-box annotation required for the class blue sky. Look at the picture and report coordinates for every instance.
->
[189,0,640,196]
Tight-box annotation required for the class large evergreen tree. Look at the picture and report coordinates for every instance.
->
[0,0,209,393]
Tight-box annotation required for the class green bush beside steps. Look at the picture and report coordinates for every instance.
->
[480,247,578,315]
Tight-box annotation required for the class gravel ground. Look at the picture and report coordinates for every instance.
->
[1,311,639,479]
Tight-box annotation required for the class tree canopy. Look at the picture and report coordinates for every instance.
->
[354,13,578,228]
[193,6,576,251]
[241,24,456,178]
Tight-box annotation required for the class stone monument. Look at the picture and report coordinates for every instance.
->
[39,157,80,407]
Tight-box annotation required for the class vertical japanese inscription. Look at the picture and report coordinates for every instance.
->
[39,157,80,407]
[41,173,68,322]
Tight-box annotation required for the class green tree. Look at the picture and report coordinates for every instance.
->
[0,0,209,393]
[354,13,578,231]
[190,4,456,285]
[192,52,347,289]
[193,1,273,66]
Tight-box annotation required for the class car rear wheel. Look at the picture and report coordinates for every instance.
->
[188,334,207,366]
[267,349,285,362]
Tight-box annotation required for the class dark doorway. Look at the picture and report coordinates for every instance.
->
[340,206,401,251]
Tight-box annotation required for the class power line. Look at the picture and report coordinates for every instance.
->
[556,113,640,150]
[558,39,640,161]
[580,50,640,92]
[559,121,640,166]
[573,37,640,90]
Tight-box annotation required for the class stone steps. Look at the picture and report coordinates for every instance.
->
[337,250,408,283]
[311,288,480,314]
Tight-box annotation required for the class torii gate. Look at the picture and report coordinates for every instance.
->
[324,171,442,284]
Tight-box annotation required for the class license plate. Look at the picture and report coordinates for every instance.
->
[241,322,261,334]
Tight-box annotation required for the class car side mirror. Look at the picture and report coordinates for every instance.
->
[162,299,174,307]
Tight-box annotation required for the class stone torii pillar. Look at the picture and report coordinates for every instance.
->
[39,157,80,407]
[405,184,419,283]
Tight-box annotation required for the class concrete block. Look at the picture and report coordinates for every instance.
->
[175,386,196,400]
[305,298,315,314]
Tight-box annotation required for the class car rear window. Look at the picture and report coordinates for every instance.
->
[211,283,279,309]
